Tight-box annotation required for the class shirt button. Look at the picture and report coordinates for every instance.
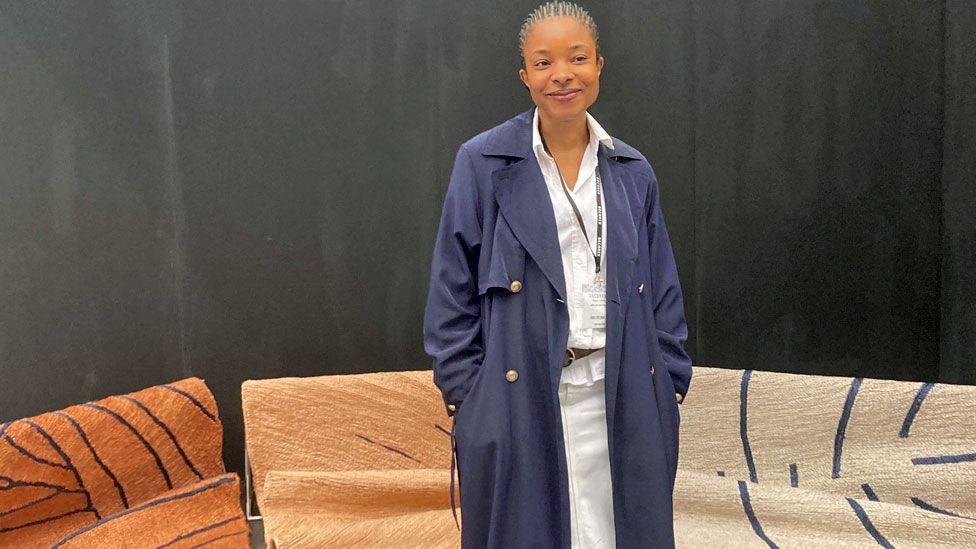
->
[506,369,519,382]
[510,280,522,293]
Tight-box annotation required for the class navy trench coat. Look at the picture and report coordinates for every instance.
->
[423,105,693,548]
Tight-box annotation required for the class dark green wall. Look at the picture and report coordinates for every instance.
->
[1,1,972,480]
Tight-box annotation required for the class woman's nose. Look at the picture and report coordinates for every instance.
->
[551,67,575,84]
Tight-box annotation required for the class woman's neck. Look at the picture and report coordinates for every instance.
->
[538,110,589,154]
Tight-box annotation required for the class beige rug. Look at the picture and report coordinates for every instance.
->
[262,469,458,547]
[241,372,451,503]
[243,367,976,548]
[674,367,976,548]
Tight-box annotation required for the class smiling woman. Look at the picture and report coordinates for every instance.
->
[518,3,605,190]
[518,5,602,111]
[423,1,692,548]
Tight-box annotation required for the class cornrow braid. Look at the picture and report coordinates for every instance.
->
[518,1,599,66]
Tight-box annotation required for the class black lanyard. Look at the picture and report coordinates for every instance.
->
[558,166,602,277]
[540,137,603,277]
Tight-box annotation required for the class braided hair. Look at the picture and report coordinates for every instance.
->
[518,1,600,68]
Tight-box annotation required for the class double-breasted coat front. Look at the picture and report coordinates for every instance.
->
[423,105,693,548]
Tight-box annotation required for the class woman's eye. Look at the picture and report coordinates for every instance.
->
[534,57,585,67]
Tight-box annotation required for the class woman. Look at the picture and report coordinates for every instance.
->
[423,2,692,547]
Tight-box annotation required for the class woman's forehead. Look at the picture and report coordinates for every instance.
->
[523,17,596,52]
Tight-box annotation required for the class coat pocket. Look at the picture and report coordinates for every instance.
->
[662,365,681,426]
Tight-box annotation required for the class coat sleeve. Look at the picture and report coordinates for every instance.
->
[645,166,693,404]
[423,144,484,417]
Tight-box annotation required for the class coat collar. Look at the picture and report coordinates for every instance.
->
[531,105,614,160]
[482,105,644,162]
[486,105,642,311]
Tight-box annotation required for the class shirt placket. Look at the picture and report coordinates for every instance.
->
[573,218,586,347]
[551,155,580,349]
[543,151,596,351]
[576,175,594,348]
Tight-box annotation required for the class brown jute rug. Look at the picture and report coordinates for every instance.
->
[1,377,247,547]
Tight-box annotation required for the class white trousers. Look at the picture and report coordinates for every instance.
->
[558,375,616,548]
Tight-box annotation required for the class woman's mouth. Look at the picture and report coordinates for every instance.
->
[548,89,581,102]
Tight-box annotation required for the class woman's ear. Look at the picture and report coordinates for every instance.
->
[518,68,531,93]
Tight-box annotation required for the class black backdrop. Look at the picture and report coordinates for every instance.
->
[1,1,973,481]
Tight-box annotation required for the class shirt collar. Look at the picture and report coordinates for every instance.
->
[532,107,614,160]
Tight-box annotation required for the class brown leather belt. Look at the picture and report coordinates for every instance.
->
[563,347,603,368]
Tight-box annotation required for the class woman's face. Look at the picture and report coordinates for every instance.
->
[518,17,604,122]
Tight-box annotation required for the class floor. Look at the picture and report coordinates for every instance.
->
[248,519,266,548]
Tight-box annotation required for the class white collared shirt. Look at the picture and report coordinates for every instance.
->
[532,107,614,387]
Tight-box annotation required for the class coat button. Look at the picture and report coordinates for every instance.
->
[650,365,655,374]
[676,392,684,404]
[447,403,457,413]
[509,280,522,293]
[638,283,645,294]
[505,369,519,382]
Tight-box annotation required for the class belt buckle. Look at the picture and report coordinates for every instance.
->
[563,348,576,368]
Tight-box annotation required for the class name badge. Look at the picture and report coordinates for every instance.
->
[582,277,606,331]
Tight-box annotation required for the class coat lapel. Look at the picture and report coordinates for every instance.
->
[599,143,640,308]
[492,157,568,301]
[598,143,642,434]
[485,106,566,301]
